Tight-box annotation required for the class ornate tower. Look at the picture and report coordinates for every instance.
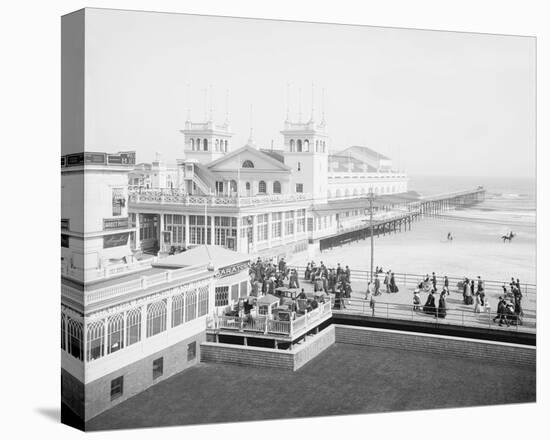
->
[180,88,233,164]
[281,87,329,202]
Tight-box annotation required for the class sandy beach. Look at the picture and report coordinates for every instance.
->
[291,211,536,285]
[287,192,537,324]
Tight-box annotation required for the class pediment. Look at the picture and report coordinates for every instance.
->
[207,145,290,172]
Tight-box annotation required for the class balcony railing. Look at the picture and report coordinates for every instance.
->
[128,188,312,207]
[61,257,157,283]
[207,300,332,338]
[61,261,210,307]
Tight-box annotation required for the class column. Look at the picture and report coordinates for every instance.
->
[140,303,148,340]
[166,295,173,329]
[122,311,127,349]
[103,317,109,357]
[251,215,257,253]
[293,210,298,242]
[135,213,141,250]
[184,215,190,248]
[267,212,272,249]
[159,213,165,250]
[210,215,215,245]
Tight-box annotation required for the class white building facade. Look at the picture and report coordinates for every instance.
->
[127,110,408,258]
[61,151,251,422]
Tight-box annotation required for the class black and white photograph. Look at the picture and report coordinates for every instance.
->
[3,1,547,438]
[58,6,538,431]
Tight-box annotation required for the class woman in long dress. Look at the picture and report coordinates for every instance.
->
[437,294,447,318]
[423,290,436,315]
[389,273,399,293]
[473,293,482,313]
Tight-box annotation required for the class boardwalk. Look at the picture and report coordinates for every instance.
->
[290,268,536,334]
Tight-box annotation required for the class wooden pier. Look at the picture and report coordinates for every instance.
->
[319,187,486,251]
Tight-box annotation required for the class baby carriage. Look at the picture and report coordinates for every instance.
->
[505,304,520,326]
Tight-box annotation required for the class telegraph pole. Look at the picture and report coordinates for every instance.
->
[368,189,375,283]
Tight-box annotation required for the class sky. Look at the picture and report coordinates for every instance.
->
[84,8,536,178]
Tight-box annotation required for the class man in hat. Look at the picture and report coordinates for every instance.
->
[493,296,510,327]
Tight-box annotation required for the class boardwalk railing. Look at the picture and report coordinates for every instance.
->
[333,297,536,334]
[291,267,535,298]
[207,300,332,338]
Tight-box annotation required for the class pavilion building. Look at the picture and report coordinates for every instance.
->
[127,109,409,258]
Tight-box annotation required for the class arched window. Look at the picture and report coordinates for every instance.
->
[273,181,281,194]
[304,140,310,152]
[86,320,105,361]
[322,141,326,152]
[190,138,195,151]
[297,139,303,152]
[147,300,167,337]
[315,140,319,152]
[185,289,197,322]
[230,180,237,194]
[171,293,185,328]
[245,182,251,191]
[67,317,83,360]
[353,188,358,196]
[242,160,254,168]
[203,139,208,151]
[107,313,124,354]
[215,139,219,151]
[258,181,267,193]
[126,308,141,346]
[61,313,66,351]
[224,140,228,152]
[290,139,295,152]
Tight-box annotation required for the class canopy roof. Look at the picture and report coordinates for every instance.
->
[153,245,249,269]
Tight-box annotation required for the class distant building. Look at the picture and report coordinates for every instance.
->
[127,108,408,257]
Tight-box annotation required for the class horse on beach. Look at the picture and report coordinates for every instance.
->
[501,231,515,243]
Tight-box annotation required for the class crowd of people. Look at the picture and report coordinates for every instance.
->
[248,258,526,327]
[249,257,300,296]
[248,258,354,309]
[304,261,352,309]
[365,266,399,298]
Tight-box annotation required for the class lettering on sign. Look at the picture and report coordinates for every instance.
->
[103,232,129,249]
[103,217,129,230]
[215,261,249,279]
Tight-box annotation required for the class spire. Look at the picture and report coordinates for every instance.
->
[310,81,315,122]
[202,88,207,122]
[247,104,255,147]
[286,83,290,122]
[298,88,302,123]
[208,84,214,122]
[224,89,229,125]
[321,87,326,125]
[186,83,191,122]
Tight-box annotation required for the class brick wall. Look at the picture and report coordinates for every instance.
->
[84,331,206,421]
[201,325,336,371]
[294,326,335,370]
[335,325,535,367]
[61,368,85,419]
[201,343,294,370]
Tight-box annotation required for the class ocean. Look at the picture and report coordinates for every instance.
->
[408,175,536,228]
